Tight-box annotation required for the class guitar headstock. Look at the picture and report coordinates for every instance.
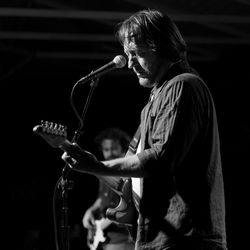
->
[33,120,67,148]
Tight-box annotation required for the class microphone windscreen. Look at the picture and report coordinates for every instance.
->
[113,55,127,68]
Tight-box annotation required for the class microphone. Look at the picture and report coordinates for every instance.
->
[77,55,127,84]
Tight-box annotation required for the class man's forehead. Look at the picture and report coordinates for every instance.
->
[123,39,148,53]
[102,139,120,146]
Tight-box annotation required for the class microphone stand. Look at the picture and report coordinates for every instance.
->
[59,165,74,250]
[59,77,99,250]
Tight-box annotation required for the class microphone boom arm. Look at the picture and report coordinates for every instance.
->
[76,55,127,85]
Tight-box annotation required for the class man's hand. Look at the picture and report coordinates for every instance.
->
[61,143,101,172]
[82,209,96,229]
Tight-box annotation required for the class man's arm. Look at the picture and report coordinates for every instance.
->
[61,144,148,178]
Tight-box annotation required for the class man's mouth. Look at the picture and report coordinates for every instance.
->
[134,69,146,78]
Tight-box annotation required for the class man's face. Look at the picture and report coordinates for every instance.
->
[124,38,163,88]
[101,139,124,160]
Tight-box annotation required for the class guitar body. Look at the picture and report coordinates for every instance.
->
[33,121,138,226]
[106,178,136,225]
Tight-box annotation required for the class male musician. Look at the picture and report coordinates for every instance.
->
[62,9,227,250]
[82,128,134,250]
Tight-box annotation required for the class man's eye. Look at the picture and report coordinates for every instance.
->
[126,51,137,59]
[136,50,146,57]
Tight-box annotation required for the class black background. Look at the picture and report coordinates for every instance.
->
[1,1,250,246]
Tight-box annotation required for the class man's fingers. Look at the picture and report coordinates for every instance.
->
[61,152,77,167]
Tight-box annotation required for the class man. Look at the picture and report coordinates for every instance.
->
[82,128,134,250]
[62,9,227,250]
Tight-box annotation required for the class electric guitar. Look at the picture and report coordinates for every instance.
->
[87,218,112,250]
[33,120,137,225]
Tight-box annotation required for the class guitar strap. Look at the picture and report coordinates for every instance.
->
[126,125,141,156]
[122,126,141,241]
[125,125,141,212]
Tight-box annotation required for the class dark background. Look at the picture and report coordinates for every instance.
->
[1,1,250,250]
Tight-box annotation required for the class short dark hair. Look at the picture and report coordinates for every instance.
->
[116,9,187,62]
[94,127,131,153]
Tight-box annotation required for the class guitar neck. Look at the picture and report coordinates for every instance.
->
[58,139,74,152]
